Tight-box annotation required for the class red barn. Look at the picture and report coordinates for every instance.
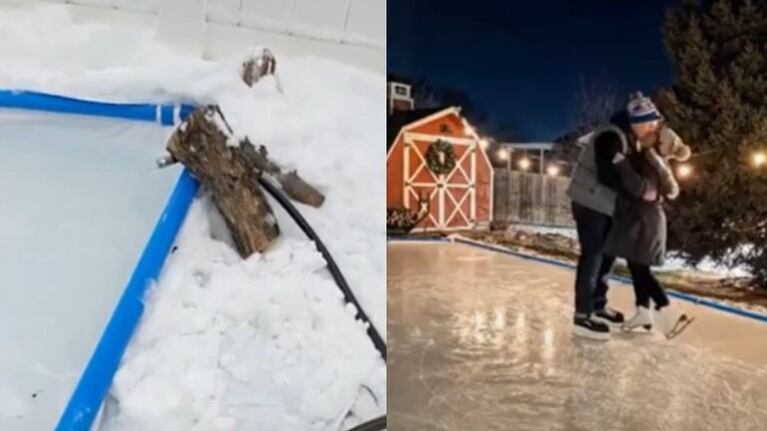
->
[387,101,493,232]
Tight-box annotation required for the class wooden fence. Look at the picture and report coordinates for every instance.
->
[493,169,575,228]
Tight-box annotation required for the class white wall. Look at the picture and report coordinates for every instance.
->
[41,0,384,47]
[20,0,385,73]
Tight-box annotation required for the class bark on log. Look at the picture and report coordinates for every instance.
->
[167,106,279,257]
[239,141,325,207]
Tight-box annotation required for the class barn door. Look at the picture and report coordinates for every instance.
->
[403,134,477,231]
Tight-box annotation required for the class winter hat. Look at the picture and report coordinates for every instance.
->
[626,91,662,124]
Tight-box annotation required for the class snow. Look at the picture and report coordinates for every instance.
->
[100,198,385,431]
[0,3,385,430]
[507,223,578,240]
[507,223,753,277]
[100,56,387,427]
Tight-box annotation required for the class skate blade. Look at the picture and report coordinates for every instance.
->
[573,326,610,341]
[666,314,695,340]
[620,323,652,333]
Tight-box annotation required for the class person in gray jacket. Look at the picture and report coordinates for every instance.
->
[566,92,666,340]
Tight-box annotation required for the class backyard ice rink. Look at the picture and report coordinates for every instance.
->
[388,241,767,431]
[0,110,178,430]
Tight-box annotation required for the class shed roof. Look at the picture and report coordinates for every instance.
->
[387,107,451,150]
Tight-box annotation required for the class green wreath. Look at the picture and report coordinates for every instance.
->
[425,140,456,175]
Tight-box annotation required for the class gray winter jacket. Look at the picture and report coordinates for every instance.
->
[567,124,649,215]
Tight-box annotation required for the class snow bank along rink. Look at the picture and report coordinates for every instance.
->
[388,241,767,431]
[0,3,385,431]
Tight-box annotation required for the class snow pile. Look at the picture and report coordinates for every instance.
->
[0,3,231,103]
[0,3,385,430]
[103,57,387,429]
[507,224,752,277]
[102,199,385,431]
[507,223,578,240]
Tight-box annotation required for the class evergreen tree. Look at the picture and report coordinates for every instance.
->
[657,0,767,285]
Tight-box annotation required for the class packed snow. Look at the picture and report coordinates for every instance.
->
[0,3,385,430]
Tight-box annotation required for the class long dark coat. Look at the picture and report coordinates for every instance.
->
[604,147,678,267]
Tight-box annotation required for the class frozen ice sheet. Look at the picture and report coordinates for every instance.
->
[0,110,178,430]
[388,242,767,431]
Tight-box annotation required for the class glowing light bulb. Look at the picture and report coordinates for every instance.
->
[676,163,693,179]
[497,148,509,161]
[546,165,560,177]
[752,151,766,167]
[518,158,531,171]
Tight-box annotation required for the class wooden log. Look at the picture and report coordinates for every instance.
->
[239,141,325,207]
[240,47,283,93]
[167,106,279,257]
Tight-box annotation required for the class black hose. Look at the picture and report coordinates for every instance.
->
[258,176,387,360]
[346,415,386,431]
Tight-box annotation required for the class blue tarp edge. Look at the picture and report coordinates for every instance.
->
[55,169,199,431]
[0,89,195,126]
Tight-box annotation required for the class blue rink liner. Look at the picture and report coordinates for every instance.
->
[0,88,199,431]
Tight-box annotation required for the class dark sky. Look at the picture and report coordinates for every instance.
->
[388,0,678,140]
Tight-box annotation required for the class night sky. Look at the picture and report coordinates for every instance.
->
[388,0,678,140]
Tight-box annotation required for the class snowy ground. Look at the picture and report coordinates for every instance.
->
[507,223,752,277]
[0,3,385,430]
[389,242,767,431]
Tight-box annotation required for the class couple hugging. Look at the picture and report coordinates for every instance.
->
[568,92,694,340]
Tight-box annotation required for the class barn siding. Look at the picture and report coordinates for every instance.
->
[386,139,404,208]
[386,109,494,230]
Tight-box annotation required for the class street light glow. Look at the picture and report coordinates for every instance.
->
[518,158,531,171]
[547,164,560,177]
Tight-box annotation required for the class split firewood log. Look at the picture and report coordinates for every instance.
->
[166,106,279,257]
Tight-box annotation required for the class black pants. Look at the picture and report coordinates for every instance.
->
[627,262,670,309]
[572,202,616,316]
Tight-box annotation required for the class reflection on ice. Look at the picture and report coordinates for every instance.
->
[389,243,767,431]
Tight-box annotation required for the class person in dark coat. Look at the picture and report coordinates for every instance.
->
[604,93,692,338]
[566,94,660,339]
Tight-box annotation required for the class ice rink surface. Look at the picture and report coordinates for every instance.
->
[0,110,178,430]
[388,241,767,431]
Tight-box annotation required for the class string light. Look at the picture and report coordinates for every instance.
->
[479,139,490,149]
[518,158,531,171]
[676,163,693,179]
[497,148,509,161]
[752,151,766,167]
[546,164,560,177]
